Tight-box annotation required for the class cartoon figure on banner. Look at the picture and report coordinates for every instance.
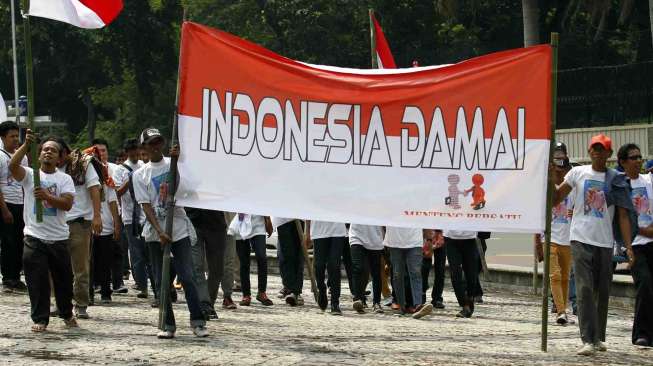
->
[444,174,463,209]
[464,174,486,210]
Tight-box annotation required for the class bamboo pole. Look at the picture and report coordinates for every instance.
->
[295,220,319,303]
[159,9,187,331]
[21,0,42,222]
[11,0,20,127]
[541,32,560,353]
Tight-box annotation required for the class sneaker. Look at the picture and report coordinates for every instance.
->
[100,295,112,304]
[285,294,298,307]
[317,290,328,311]
[556,313,568,326]
[330,305,342,316]
[223,297,237,309]
[256,292,273,306]
[373,303,384,314]
[577,343,595,356]
[63,317,79,328]
[382,297,393,307]
[432,300,445,309]
[278,288,291,299]
[192,325,209,337]
[455,308,472,318]
[296,294,305,306]
[239,296,251,306]
[157,330,175,339]
[635,337,650,347]
[474,295,484,304]
[594,341,607,352]
[353,300,365,314]
[114,286,128,294]
[74,306,89,319]
[13,281,27,292]
[137,289,149,299]
[413,304,433,319]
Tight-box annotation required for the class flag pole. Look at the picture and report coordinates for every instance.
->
[20,0,43,222]
[10,0,20,127]
[368,9,377,69]
[158,7,187,331]
[541,32,559,353]
[296,220,319,303]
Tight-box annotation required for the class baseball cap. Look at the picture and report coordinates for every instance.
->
[588,134,611,151]
[554,141,567,154]
[140,128,163,145]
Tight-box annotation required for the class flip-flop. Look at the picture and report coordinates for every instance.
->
[31,323,47,333]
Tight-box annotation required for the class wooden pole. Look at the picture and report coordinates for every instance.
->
[21,0,42,222]
[10,0,20,127]
[159,9,187,331]
[369,9,377,69]
[541,32,559,353]
[295,220,319,303]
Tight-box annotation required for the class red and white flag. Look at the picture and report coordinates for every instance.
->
[370,12,397,69]
[29,0,123,29]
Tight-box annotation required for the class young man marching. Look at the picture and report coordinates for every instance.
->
[10,131,77,332]
[553,134,635,356]
[349,224,385,314]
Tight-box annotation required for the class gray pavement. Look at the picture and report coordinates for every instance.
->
[0,275,650,365]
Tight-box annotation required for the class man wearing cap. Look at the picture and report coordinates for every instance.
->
[553,134,636,356]
[132,128,208,338]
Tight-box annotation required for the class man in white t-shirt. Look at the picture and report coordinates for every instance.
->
[10,131,77,332]
[553,134,635,356]
[272,217,305,306]
[443,230,479,318]
[0,121,28,292]
[133,128,207,339]
[618,143,653,347]
[349,224,385,314]
[91,183,120,304]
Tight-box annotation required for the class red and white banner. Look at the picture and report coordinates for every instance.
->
[29,0,123,29]
[176,22,552,233]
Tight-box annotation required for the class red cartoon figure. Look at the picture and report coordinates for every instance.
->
[464,174,486,210]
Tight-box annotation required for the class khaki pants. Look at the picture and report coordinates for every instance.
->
[68,221,92,307]
[550,243,572,315]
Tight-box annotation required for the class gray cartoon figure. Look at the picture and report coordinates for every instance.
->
[445,174,463,210]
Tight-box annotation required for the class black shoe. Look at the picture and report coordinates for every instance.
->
[353,300,365,314]
[114,286,128,294]
[432,300,445,309]
[318,290,328,311]
[13,281,27,292]
[635,337,650,347]
[100,295,112,304]
[455,308,472,318]
[474,295,483,304]
[330,305,342,316]
[208,309,219,320]
[285,294,298,307]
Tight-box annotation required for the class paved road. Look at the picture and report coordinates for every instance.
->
[0,275,650,365]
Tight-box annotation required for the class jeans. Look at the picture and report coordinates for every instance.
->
[422,244,446,304]
[571,241,613,344]
[277,221,304,296]
[388,247,423,310]
[68,220,92,307]
[236,235,268,297]
[350,245,383,304]
[23,236,74,325]
[125,224,151,291]
[313,237,346,305]
[632,242,653,344]
[148,237,206,332]
[446,238,479,309]
[0,203,24,283]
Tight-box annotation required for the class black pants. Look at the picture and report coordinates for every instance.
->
[23,236,74,325]
[196,226,228,305]
[111,236,124,289]
[446,238,479,309]
[422,244,446,303]
[93,235,115,297]
[236,235,268,297]
[277,221,304,296]
[0,203,24,283]
[632,242,653,344]
[314,237,345,305]
[474,237,487,297]
[350,245,383,304]
[341,239,354,295]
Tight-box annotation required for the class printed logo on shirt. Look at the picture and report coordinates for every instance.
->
[583,180,606,218]
[631,186,653,227]
[552,197,571,224]
[151,172,169,217]
[37,181,58,217]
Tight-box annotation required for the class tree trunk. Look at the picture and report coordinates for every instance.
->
[83,89,96,144]
[522,0,540,46]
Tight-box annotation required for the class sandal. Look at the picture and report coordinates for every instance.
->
[63,317,79,328]
[31,323,47,333]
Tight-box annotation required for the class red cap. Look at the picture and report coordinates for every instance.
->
[588,134,612,151]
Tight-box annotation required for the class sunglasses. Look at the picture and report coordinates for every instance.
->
[626,155,643,161]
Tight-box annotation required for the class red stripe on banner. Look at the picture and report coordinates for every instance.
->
[371,13,397,69]
[178,22,552,140]
[79,0,123,25]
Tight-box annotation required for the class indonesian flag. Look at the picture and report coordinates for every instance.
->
[370,12,397,69]
[29,0,123,29]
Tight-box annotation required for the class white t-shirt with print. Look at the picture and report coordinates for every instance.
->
[100,186,118,236]
[548,188,575,246]
[349,224,384,250]
[64,164,100,221]
[0,149,27,205]
[630,174,653,246]
[20,167,75,241]
[310,221,347,240]
[383,227,423,249]
[133,157,189,243]
[113,159,144,225]
[563,165,615,248]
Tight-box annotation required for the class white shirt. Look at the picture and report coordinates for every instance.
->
[64,164,100,221]
[310,221,347,240]
[383,227,423,248]
[271,217,294,228]
[0,149,27,204]
[113,159,145,225]
[228,214,267,240]
[630,175,653,246]
[133,157,189,243]
[100,186,118,236]
[564,165,615,248]
[549,188,574,246]
[443,230,477,240]
[19,167,75,241]
[349,224,384,250]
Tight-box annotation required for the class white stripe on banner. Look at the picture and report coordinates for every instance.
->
[29,0,105,29]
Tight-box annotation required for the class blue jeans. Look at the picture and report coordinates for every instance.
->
[148,237,205,332]
[388,247,423,310]
[125,224,151,291]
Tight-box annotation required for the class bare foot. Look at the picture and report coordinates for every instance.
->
[63,317,79,328]
[31,323,47,332]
